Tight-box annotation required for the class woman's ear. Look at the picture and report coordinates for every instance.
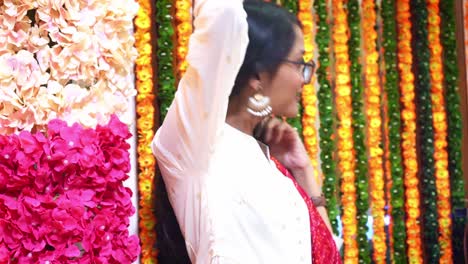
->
[247,76,262,93]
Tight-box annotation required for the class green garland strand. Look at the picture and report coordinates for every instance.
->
[411,0,440,262]
[346,0,371,262]
[381,0,407,262]
[439,0,466,262]
[156,0,176,120]
[282,0,298,14]
[313,0,339,235]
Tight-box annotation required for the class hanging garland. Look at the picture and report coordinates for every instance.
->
[332,0,359,261]
[346,0,371,262]
[427,0,453,261]
[156,0,176,120]
[361,0,386,262]
[396,0,423,262]
[283,0,299,14]
[382,89,394,263]
[175,0,193,80]
[380,1,402,261]
[135,0,158,262]
[313,0,340,234]
[440,0,466,262]
[297,0,321,183]
[411,0,440,261]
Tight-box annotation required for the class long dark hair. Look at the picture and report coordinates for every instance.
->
[154,2,301,263]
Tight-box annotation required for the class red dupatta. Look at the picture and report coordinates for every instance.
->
[271,157,342,264]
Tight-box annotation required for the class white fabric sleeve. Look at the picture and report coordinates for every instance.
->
[210,256,240,264]
[152,0,249,174]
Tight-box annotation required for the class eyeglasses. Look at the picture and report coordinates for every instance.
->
[281,59,316,84]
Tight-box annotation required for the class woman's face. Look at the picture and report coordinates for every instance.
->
[262,26,306,118]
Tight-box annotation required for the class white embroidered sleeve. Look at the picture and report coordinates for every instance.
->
[152,0,248,175]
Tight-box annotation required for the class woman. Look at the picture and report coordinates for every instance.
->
[152,0,342,263]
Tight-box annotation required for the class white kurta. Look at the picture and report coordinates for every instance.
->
[152,1,314,263]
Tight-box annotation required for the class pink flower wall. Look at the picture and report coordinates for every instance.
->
[0,0,141,263]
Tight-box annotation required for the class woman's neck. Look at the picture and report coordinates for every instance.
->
[226,99,262,136]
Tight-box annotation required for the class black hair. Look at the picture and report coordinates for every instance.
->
[154,168,191,263]
[154,2,301,263]
[230,0,301,97]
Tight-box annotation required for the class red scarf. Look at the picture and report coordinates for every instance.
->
[271,157,342,264]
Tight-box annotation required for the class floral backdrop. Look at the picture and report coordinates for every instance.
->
[0,0,138,133]
[0,0,140,262]
[1,0,467,263]
[136,0,468,263]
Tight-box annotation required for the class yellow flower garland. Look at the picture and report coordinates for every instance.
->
[361,0,386,262]
[134,1,158,262]
[332,0,358,262]
[396,0,423,262]
[175,0,193,79]
[298,0,321,183]
[427,1,452,261]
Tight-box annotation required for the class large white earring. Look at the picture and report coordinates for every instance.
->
[247,93,272,117]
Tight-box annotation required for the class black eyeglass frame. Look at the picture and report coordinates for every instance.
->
[281,59,316,84]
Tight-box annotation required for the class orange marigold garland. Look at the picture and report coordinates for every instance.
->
[332,0,359,262]
[427,0,452,261]
[175,0,193,79]
[134,0,158,262]
[298,0,321,183]
[396,0,423,262]
[361,0,386,262]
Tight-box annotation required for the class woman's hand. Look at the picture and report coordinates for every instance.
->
[255,117,322,195]
[255,117,309,172]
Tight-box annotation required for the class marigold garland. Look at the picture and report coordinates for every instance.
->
[411,0,440,261]
[396,0,423,262]
[440,0,466,261]
[346,0,371,262]
[332,0,359,261]
[297,0,321,184]
[175,0,193,80]
[134,0,158,262]
[361,0,386,262]
[427,0,452,261]
[313,0,340,234]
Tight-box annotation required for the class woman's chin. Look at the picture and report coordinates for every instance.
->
[274,105,299,119]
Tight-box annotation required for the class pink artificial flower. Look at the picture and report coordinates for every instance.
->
[0,243,9,263]
[63,244,81,258]
[47,118,68,138]
[0,116,140,262]
[108,114,131,139]
[22,237,46,252]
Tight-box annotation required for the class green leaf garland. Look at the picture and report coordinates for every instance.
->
[411,0,440,261]
[381,0,407,262]
[156,0,176,120]
[282,0,299,14]
[439,0,466,262]
[313,0,340,235]
[346,0,371,262]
